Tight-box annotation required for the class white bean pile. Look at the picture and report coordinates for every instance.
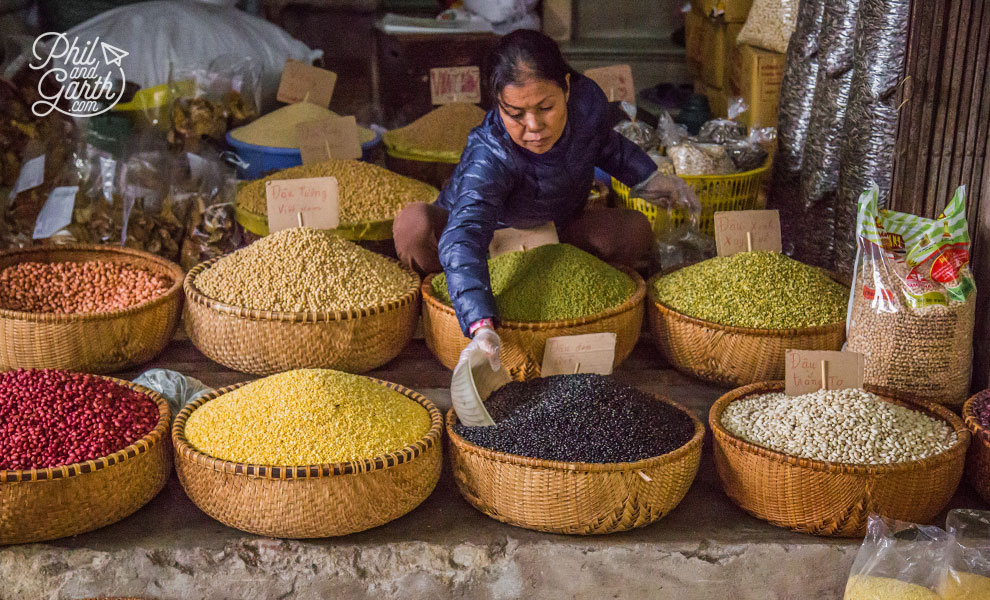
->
[721,388,957,465]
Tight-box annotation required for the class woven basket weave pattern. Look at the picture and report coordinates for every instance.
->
[172,380,443,538]
[1,379,172,545]
[962,390,990,504]
[709,382,970,537]
[0,245,183,373]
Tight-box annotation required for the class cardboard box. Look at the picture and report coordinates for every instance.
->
[693,0,753,23]
[702,82,729,118]
[685,8,704,72]
[699,18,743,89]
[730,43,786,128]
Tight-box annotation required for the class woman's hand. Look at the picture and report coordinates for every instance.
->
[632,171,700,215]
[463,326,502,372]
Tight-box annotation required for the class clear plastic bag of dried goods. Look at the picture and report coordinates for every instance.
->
[656,110,689,149]
[612,101,658,152]
[726,127,774,172]
[133,369,212,422]
[845,184,977,405]
[179,151,243,271]
[843,515,947,600]
[939,509,990,600]
[697,98,748,144]
[668,142,737,176]
[737,0,800,53]
[44,144,125,247]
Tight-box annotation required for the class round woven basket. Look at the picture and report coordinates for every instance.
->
[1,378,172,545]
[962,390,990,504]
[646,271,847,387]
[421,267,645,380]
[172,380,443,538]
[0,245,184,373]
[183,257,421,375]
[446,396,704,534]
[709,381,971,537]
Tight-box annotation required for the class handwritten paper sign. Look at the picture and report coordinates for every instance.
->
[33,186,77,239]
[583,64,636,103]
[714,209,782,256]
[489,222,558,257]
[10,155,45,202]
[785,350,864,396]
[297,115,363,164]
[430,66,481,105]
[542,333,617,376]
[265,176,340,233]
[277,60,337,107]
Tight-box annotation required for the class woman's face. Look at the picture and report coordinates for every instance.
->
[497,74,569,154]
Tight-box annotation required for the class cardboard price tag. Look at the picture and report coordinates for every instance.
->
[489,222,558,257]
[277,60,337,107]
[430,66,481,105]
[297,115,363,164]
[265,177,340,233]
[33,186,77,239]
[583,64,635,103]
[714,209,782,256]
[541,333,617,377]
[785,350,864,396]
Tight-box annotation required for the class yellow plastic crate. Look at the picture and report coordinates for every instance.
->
[612,161,770,236]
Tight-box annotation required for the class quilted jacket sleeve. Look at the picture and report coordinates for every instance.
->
[595,127,658,187]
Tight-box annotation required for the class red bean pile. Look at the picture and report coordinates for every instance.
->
[0,369,160,471]
[0,260,172,314]
[973,392,990,430]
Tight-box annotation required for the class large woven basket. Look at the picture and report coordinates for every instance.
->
[0,245,183,373]
[710,382,971,537]
[446,396,704,534]
[1,378,172,545]
[646,271,847,387]
[421,268,645,380]
[962,390,990,504]
[172,380,443,538]
[183,257,420,375]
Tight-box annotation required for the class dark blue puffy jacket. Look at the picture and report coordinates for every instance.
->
[436,74,656,336]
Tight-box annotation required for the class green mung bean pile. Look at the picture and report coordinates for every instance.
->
[652,251,847,329]
[184,369,431,465]
[431,244,636,322]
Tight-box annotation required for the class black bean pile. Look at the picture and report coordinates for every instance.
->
[453,374,695,463]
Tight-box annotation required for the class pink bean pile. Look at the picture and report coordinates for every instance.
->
[0,260,172,314]
[0,369,160,471]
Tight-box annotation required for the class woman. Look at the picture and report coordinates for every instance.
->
[393,29,692,370]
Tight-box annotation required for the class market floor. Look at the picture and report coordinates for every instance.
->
[1,333,982,600]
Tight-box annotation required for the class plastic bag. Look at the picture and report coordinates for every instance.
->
[462,0,539,25]
[655,225,715,273]
[845,184,977,405]
[179,151,243,270]
[737,0,800,53]
[697,98,749,144]
[613,101,658,152]
[132,368,212,421]
[167,56,261,152]
[657,110,689,149]
[940,509,990,600]
[668,142,737,176]
[842,515,947,600]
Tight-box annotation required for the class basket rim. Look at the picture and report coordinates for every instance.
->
[233,201,403,233]
[421,265,646,331]
[171,377,443,479]
[0,244,184,323]
[611,160,771,189]
[645,269,848,337]
[962,390,990,447]
[183,255,421,323]
[708,381,972,474]
[0,376,171,483]
[445,392,705,472]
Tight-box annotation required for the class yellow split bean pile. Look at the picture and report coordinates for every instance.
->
[383,103,487,161]
[229,103,376,148]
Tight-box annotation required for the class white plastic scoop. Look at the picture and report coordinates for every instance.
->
[450,344,510,426]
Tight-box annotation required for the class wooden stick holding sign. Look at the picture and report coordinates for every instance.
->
[265,176,340,233]
[277,60,337,107]
[297,115,363,164]
[714,210,782,257]
[785,350,864,396]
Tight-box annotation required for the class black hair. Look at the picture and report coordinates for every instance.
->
[488,29,575,105]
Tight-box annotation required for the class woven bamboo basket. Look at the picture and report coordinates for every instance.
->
[183,257,420,375]
[0,245,184,373]
[446,396,704,534]
[646,271,847,387]
[1,378,172,545]
[962,390,990,504]
[421,267,645,380]
[172,380,443,538]
[709,382,971,537]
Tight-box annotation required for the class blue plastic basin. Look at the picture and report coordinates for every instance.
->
[225,129,382,180]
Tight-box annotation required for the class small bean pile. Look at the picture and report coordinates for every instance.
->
[195,227,416,312]
[940,572,990,600]
[230,103,375,148]
[236,159,438,224]
[0,369,159,470]
[653,251,848,329]
[432,244,636,322]
[721,388,957,464]
[184,369,431,465]
[383,103,487,161]
[454,374,695,463]
[844,576,939,600]
[971,392,990,430]
[0,260,172,314]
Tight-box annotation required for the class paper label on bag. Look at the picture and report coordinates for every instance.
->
[297,115,362,164]
[714,209,782,256]
[32,186,77,239]
[541,333,617,377]
[277,60,337,107]
[265,176,340,233]
[785,350,864,396]
[583,65,635,103]
[489,222,558,257]
[430,66,481,105]
[10,155,45,201]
